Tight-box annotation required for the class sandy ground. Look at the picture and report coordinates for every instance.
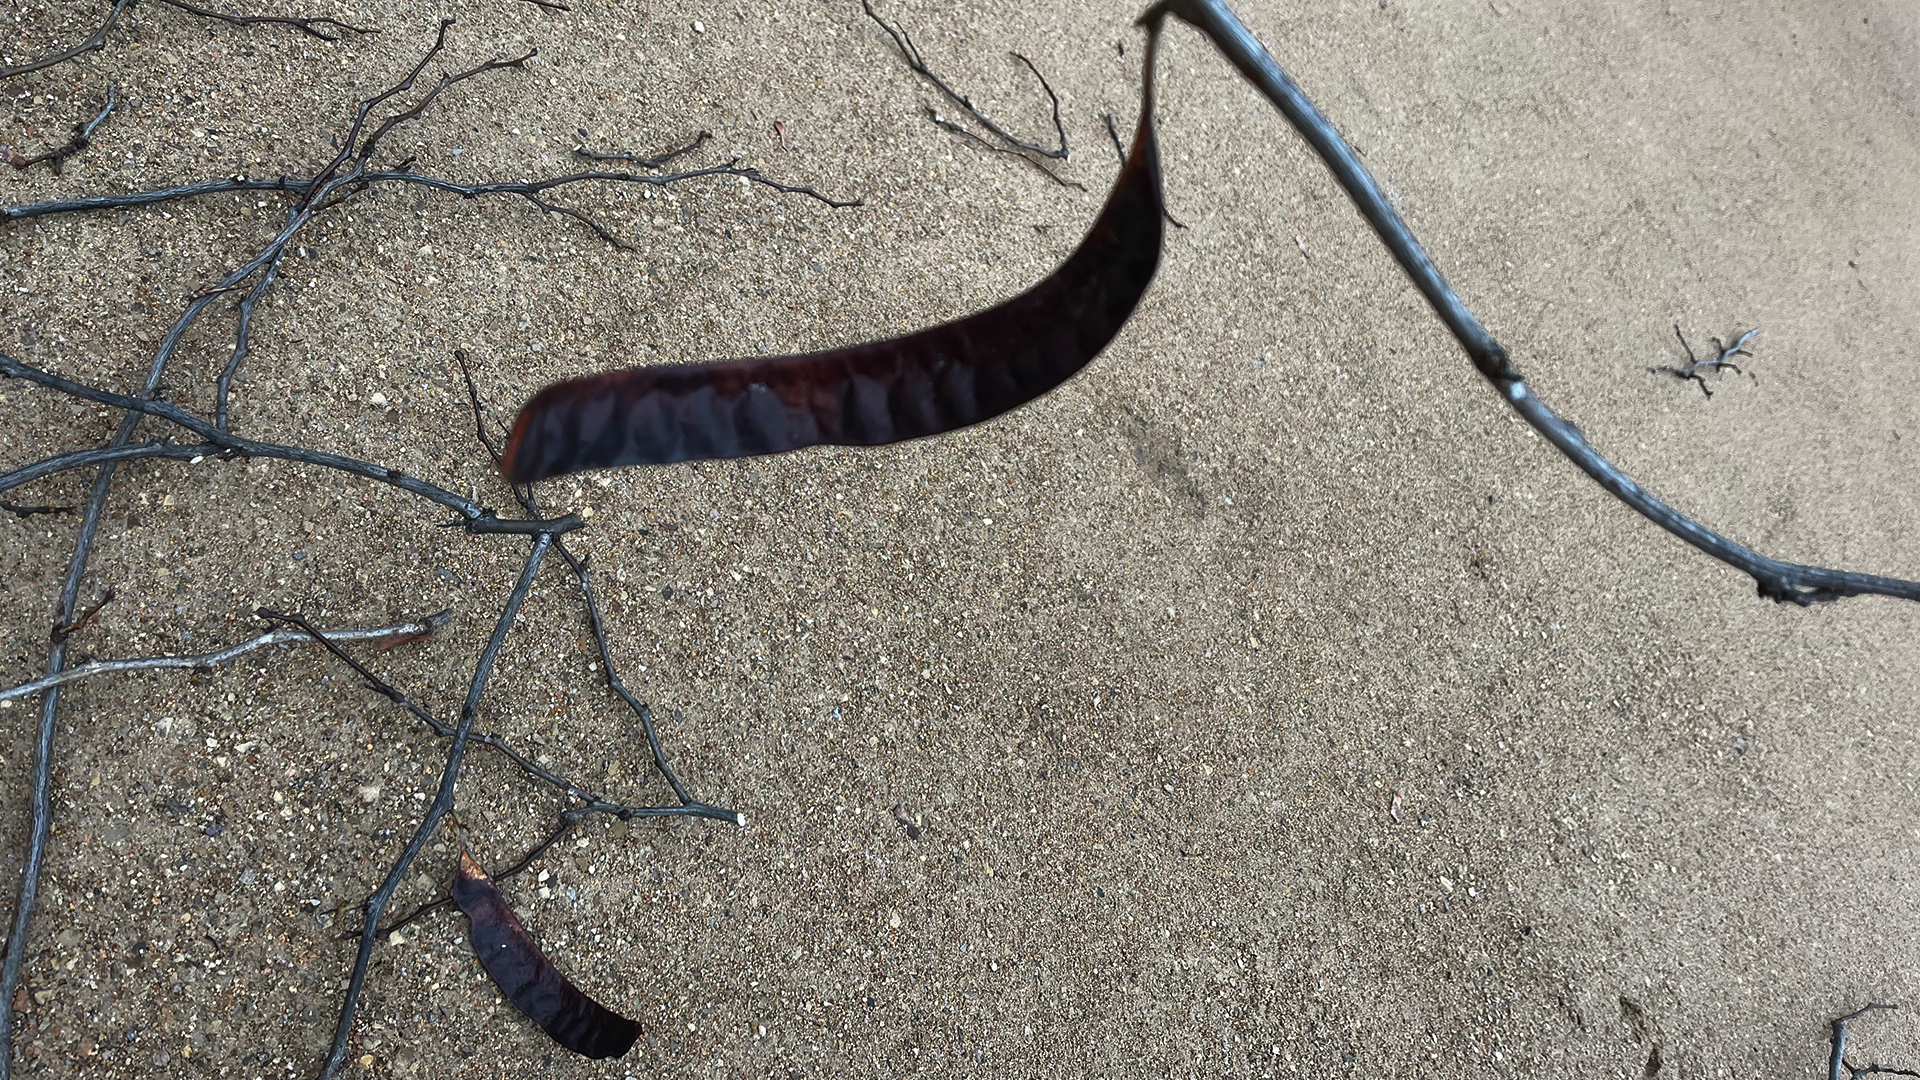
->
[0,0,1915,1076]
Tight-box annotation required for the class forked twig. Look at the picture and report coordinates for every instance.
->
[863,0,1071,165]
[316,530,556,1080]
[150,0,377,40]
[1652,324,1758,397]
[1830,1005,1919,1080]
[925,107,1083,190]
[5,87,118,174]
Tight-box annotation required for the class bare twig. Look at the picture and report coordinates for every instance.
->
[0,176,307,223]
[0,0,136,81]
[317,530,556,1080]
[1830,1005,1919,1080]
[5,87,117,175]
[0,353,582,533]
[151,0,377,41]
[0,0,370,83]
[926,107,1083,190]
[1156,0,1920,605]
[861,0,1068,161]
[573,129,711,167]
[459,355,729,813]
[1652,324,1758,397]
[214,229,291,431]
[0,611,451,705]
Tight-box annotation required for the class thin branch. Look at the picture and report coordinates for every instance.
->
[303,17,456,200]
[460,355,731,815]
[861,0,1069,161]
[0,612,451,705]
[0,176,305,223]
[0,440,221,493]
[1831,1005,1913,1080]
[150,0,377,41]
[1156,0,1920,606]
[255,599,733,952]
[370,813,582,940]
[925,107,1083,190]
[0,99,198,1067]
[256,605,727,822]
[0,502,74,519]
[1651,324,1757,397]
[0,0,135,81]
[0,352,584,533]
[317,531,555,1080]
[5,87,117,175]
[573,130,710,167]
[453,349,506,465]
[214,230,289,431]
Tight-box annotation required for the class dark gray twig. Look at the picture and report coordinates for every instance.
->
[150,0,377,41]
[256,605,734,825]
[0,353,573,532]
[0,501,74,519]
[1154,0,1920,605]
[925,107,1083,190]
[214,230,290,430]
[0,176,304,223]
[316,530,554,1080]
[1652,324,1758,397]
[5,87,117,174]
[1831,1005,1919,1080]
[0,102,196,1067]
[0,0,136,81]
[573,129,711,167]
[457,354,727,812]
[861,0,1068,161]
[0,0,369,83]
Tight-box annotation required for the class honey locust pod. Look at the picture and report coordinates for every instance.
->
[498,27,1167,484]
[451,846,640,1060]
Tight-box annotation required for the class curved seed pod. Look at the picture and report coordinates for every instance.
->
[499,38,1166,485]
[450,847,639,1060]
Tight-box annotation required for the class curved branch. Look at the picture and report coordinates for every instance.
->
[0,0,135,81]
[1155,0,1919,605]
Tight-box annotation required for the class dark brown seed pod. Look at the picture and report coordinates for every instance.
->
[450,847,639,1060]
[499,38,1166,485]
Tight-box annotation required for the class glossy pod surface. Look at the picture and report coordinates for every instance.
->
[500,71,1164,484]
[451,849,640,1059]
